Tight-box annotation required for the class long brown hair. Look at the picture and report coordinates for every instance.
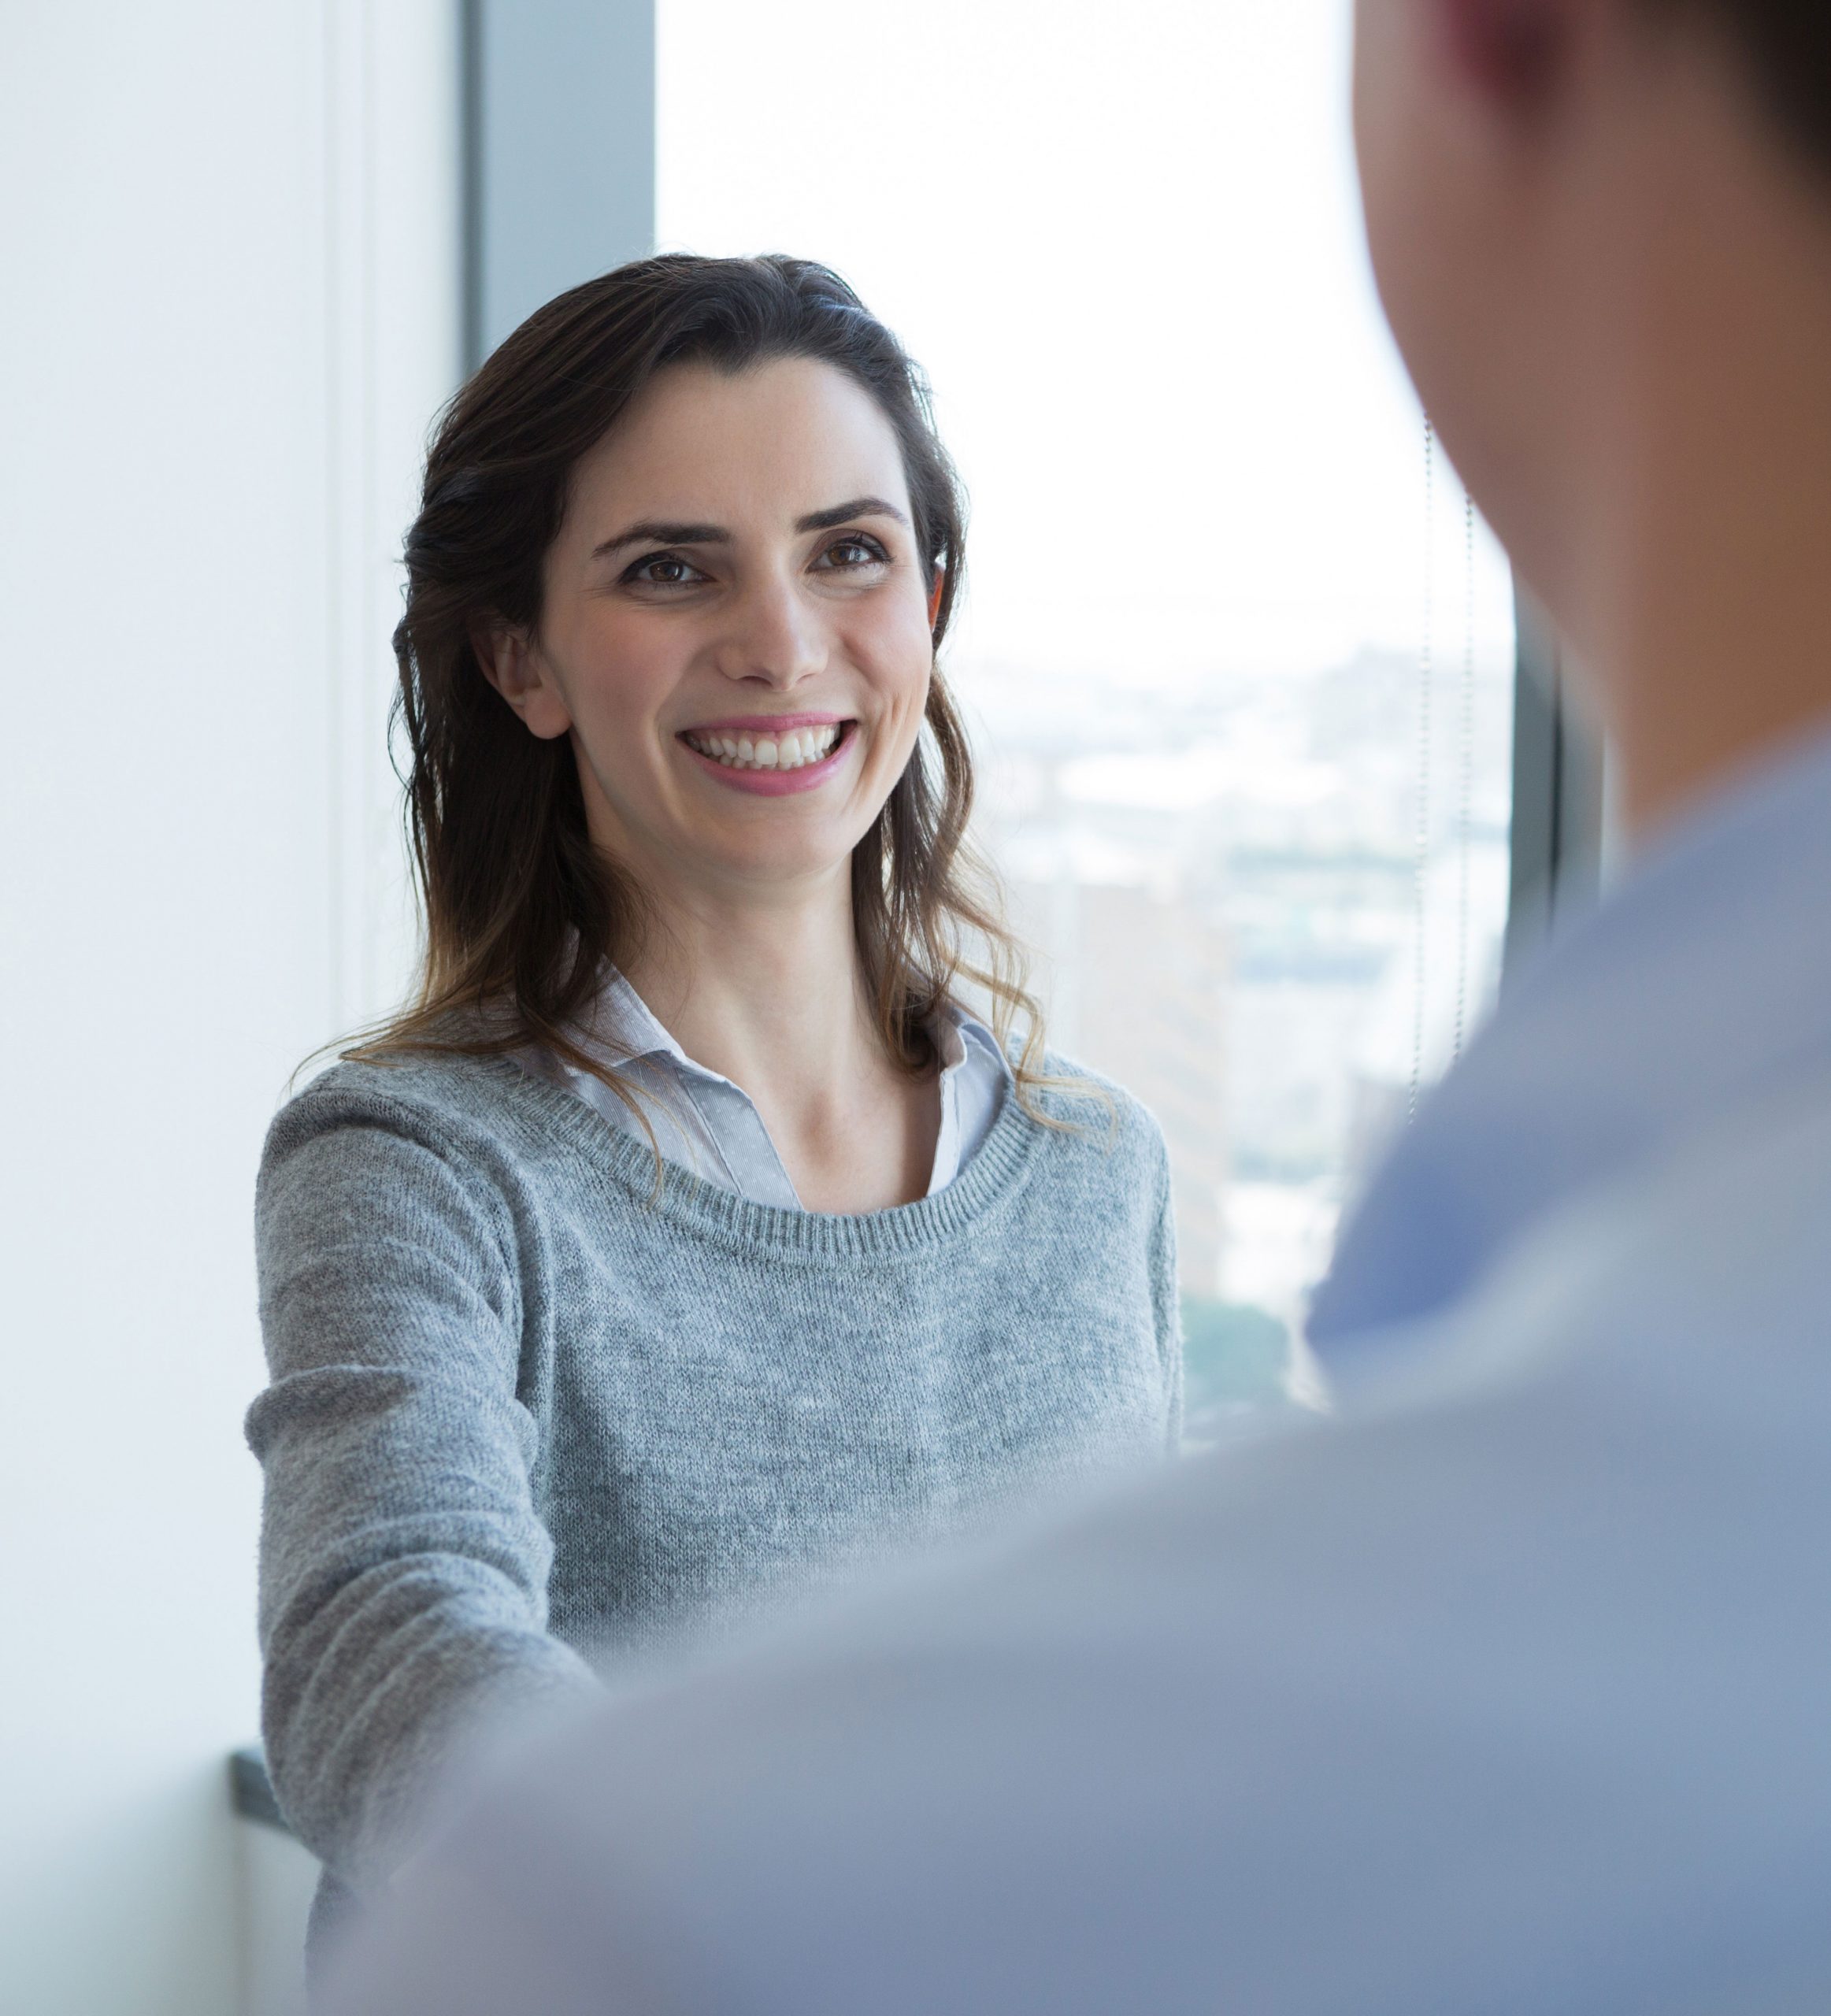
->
[354,254,1062,1129]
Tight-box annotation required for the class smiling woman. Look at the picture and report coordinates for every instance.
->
[244,254,1183,1970]
[457,346,973,1208]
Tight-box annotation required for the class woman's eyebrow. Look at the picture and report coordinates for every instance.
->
[592,496,908,561]
[592,519,729,559]
[796,496,909,533]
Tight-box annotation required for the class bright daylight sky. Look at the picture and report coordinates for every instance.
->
[657,0,1515,688]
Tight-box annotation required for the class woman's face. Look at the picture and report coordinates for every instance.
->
[485,356,938,906]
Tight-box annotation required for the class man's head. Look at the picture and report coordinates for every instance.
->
[1355,0,1831,834]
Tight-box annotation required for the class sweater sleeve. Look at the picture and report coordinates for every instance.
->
[1146,1130,1184,1452]
[246,1084,599,1887]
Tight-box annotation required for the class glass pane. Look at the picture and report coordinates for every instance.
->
[658,0,1516,1432]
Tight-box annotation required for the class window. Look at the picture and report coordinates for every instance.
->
[658,0,1516,1432]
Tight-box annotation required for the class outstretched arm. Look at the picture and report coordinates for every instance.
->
[248,1085,598,1887]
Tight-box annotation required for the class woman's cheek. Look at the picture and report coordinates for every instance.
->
[873,610,935,722]
[588,632,674,743]
[877,668,928,754]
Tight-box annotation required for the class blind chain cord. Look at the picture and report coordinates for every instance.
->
[1410,415,1435,1122]
[1454,489,1475,1064]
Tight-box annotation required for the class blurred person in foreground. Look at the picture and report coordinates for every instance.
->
[329,2,1831,2009]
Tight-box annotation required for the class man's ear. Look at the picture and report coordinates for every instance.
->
[470,617,573,741]
[1440,0,1576,107]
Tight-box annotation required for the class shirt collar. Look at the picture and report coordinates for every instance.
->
[573,969,711,1080]
[936,1003,1012,1083]
[1309,722,1831,1353]
[574,968,1008,1088]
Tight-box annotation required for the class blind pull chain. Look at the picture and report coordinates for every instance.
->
[1410,414,1436,1123]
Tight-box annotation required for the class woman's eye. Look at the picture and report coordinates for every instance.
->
[817,536,889,572]
[625,553,706,588]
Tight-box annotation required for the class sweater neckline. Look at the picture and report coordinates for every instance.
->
[472,1050,1046,1262]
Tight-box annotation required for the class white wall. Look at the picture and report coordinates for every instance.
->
[0,6,459,2010]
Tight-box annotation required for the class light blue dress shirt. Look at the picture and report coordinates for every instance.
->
[515,971,1010,1209]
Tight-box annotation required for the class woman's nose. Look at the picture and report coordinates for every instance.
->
[716,573,828,688]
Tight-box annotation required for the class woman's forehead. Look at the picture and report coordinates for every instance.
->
[571,357,910,530]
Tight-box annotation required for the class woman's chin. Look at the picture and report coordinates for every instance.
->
[677,826,865,897]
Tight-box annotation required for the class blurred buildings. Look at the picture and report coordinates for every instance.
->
[966,646,1514,1429]
[1002,824,1232,1299]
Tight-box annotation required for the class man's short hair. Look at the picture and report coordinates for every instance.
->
[1655,2,1831,172]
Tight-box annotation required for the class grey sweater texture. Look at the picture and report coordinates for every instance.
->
[246,1049,1181,1891]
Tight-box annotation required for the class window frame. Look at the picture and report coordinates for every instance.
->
[1504,585,1605,980]
[461,0,655,369]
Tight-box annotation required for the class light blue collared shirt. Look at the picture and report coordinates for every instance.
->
[516,971,1011,1210]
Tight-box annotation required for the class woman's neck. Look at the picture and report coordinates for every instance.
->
[622,869,870,1099]
[615,868,939,1212]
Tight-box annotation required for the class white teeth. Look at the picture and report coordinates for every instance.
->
[687,724,844,772]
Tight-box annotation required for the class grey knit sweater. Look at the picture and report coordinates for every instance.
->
[246,1050,1181,1892]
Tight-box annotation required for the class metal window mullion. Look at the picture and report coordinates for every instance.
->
[1503,582,1604,985]
[460,0,657,373]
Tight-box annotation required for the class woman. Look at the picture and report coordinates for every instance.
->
[246,255,1181,1935]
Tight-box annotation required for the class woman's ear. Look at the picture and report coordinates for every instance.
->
[470,617,574,740]
[928,570,945,633]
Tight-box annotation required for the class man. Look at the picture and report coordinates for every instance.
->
[331,2,1831,2008]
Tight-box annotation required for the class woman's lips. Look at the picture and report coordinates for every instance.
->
[678,718,856,796]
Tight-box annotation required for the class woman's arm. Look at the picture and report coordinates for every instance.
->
[246,1084,597,1888]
